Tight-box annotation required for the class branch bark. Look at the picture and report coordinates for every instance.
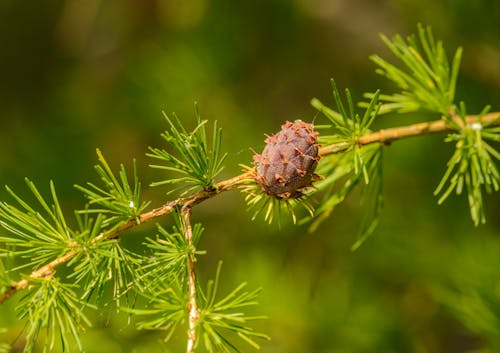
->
[180,206,199,353]
[0,111,499,304]
[319,112,500,155]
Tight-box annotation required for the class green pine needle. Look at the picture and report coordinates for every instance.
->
[366,23,462,115]
[199,262,269,353]
[127,261,268,352]
[313,79,381,139]
[124,283,186,343]
[308,143,384,246]
[147,104,227,195]
[69,238,141,305]
[308,81,384,244]
[75,149,150,228]
[16,277,94,353]
[138,219,205,289]
[434,103,499,225]
[0,180,74,269]
[240,179,315,225]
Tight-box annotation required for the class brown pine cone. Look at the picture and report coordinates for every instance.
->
[253,120,320,199]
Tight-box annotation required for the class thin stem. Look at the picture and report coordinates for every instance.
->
[319,112,499,155]
[181,206,199,353]
[0,112,499,304]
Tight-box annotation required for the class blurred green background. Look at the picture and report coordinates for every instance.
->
[1,0,500,352]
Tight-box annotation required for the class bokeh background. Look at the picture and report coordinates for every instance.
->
[1,0,500,352]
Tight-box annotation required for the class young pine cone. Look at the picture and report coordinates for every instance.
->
[253,120,320,200]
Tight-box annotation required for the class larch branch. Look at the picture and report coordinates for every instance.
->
[1,112,499,304]
[0,171,253,304]
[319,112,500,155]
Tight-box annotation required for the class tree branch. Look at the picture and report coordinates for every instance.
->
[1,112,498,304]
[0,171,253,304]
[319,112,500,155]
[180,206,199,353]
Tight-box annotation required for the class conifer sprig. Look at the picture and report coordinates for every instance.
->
[367,23,462,115]
[16,277,93,353]
[140,221,205,287]
[148,104,227,195]
[308,81,384,245]
[126,283,187,342]
[243,79,382,226]
[0,180,74,270]
[434,103,500,225]
[198,262,269,353]
[69,236,140,305]
[129,263,269,352]
[75,149,150,227]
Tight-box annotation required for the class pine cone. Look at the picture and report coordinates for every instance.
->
[253,120,320,199]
